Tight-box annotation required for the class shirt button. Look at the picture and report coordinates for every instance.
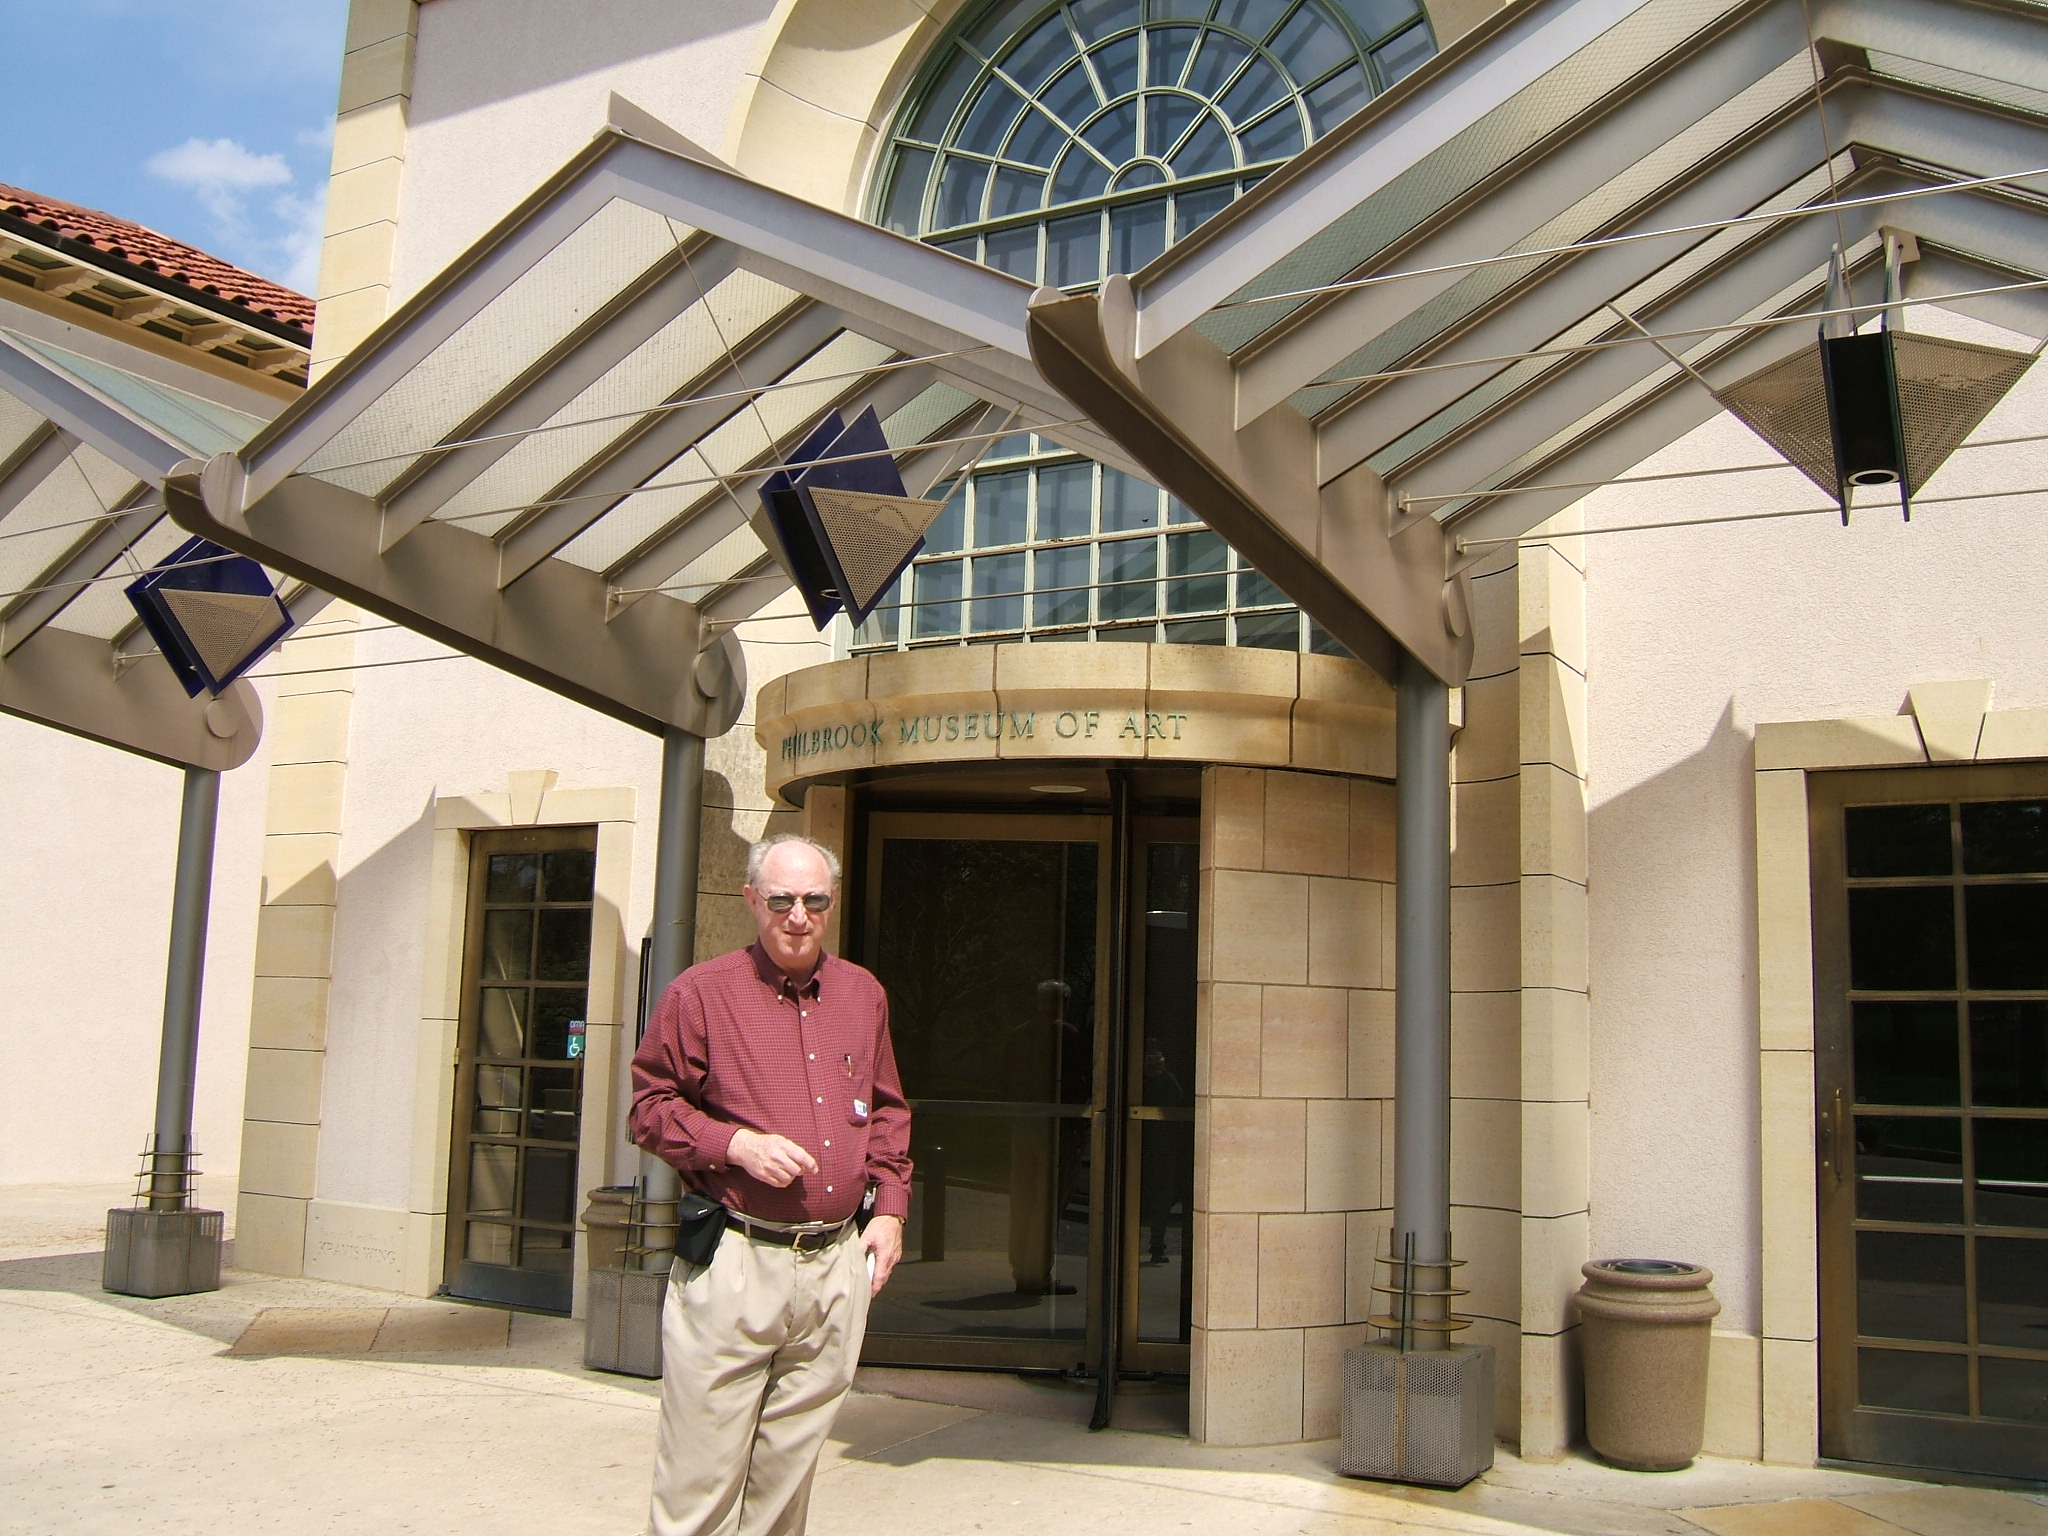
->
[823,1140,831,1148]
[808,1053,815,1061]
[825,1185,833,1193]
[816,1096,823,1104]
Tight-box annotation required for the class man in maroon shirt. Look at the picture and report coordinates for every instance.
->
[630,834,911,1536]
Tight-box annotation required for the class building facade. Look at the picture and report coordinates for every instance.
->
[13,0,2048,1482]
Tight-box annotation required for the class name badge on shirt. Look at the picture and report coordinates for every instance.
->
[851,1098,870,1124]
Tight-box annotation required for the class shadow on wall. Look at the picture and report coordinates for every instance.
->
[1584,697,1763,1327]
[693,769,801,966]
[405,0,780,126]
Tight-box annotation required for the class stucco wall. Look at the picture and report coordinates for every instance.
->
[1,709,270,1191]
[391,0,776,300]
[1583,308,2048,1345]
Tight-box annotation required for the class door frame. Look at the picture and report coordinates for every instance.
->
[1810,761,2048,1480]
[444,822,601,1314]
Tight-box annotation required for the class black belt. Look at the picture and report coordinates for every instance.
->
[725,1210,855,1253]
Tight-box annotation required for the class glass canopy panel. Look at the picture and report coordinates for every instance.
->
[44,515,186,638]
[431,267,802,537]
[663,519,774,602]
[1193,0,1737,356]
[551,330,896,573]
[2,331,264,456]
[1288,56,1814,419]
[1866,52,2048,119]
[301,199,685,499]
[0,391,45,466]
[882,383,983,453]
[0,442,141,595]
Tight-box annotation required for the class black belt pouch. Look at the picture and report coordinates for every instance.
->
[675,1191,727,1267]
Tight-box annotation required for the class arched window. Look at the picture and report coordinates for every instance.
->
[856,0,1434,652]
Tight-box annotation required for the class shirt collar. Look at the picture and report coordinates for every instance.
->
[748,941,826,1000]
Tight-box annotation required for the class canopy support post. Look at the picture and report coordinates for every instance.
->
[105,766,225,1298]
[589,726,705,1377]
[1337,653,1494,1486]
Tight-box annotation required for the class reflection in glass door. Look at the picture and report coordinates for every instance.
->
[445,826,597,1313]
[1814,770,2048,1479]
[861,814,1107,1369]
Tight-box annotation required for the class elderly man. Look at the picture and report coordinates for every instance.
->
[629,834,910,1536]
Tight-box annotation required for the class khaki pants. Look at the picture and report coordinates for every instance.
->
[647,1223,871,1536]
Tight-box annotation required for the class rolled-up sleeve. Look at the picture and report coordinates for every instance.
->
[629,976,738,1171]
[863,994,914,1219]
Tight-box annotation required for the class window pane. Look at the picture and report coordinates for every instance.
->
[985,220,1041,275]
[1082,99,1140,164]
[1175,181,1235,239]
[856,576,904,648]
[1220,55,1287,125]
[1239,104,1305,161]
[541,848,594,904]
[1005,13,1079,92]
[925,486,966,554]
[1042,58,1102,126]
[469,1144,516,1217]
[536,907,592,982]
[1305,63,1371,133]
[1046,207,1103,280]
[910,49,981,140]
[1848,887,1955,992]
[482,909,533,981]
[1975,1121,2048,1229]
[971,552,1026,632]
[1856,1230,1967,1341]
[936,155,991,227]
[974,469,1030,546]
[1977,1235,2048,1346]
[479,989,527,1059]
[959,76,1028,156]
[1235,609,1299,650]
[882,147,935,234]
[1011,101,1070,167]
[1148,26,1200,86]
[913,560,963,637]
[1215,0,1291,40]
[1109,198,1168,273]
[1166,530,1228,612]
[1341,0,1424,43]
[1101,538,1157,620]
[474,1065,522,1136]
[1373,21,1433,83]
[1846,803,1951,877]
[1092,31,1143,98]
[522,1147,577,1225]
[1072,0,1142,44]
[1145,90,1201,155]
[1237,563,1287,608]
[1171,114,1235,176]
[1981,1355,2048,1424]
[1857,1348,1968,1415]
[1962,799,2048,874]
[1184,32,1252,99]
[519,1226,575,1273]
[1272,5,1357,83]
[466,1222,514,1265]
[1971,1001,2048,1107]
[1035,545,1092,628]
[527,1066,580,1143]
[486,853,539,903]
[1102,467,1161,530]
[1036,462,1094,540]
[1167,494,1199,525]
[1966,886,2048,989]
[1854,1001,1960,1106]
[1164,616,1227,645]
[530,989,586,1062]
[1854,1115,1962,1224]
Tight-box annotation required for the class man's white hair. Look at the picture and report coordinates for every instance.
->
[745,833,842,889]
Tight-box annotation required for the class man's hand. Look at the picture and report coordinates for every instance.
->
[726,1128,819,1188]
[861,1214,904,1297]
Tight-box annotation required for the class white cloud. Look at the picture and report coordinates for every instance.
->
[145,136,291,235]
[271,190,327,295]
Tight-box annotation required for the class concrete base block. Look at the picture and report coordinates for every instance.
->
[104,1207,223,1298]
[584,1265,667,1378]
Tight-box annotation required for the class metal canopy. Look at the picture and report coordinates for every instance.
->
[1027,0,2048,684]
[0,303,311,769]
[169,97,1145,738]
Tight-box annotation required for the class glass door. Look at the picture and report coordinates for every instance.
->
[1122,824,1199,1373]
[1814,767,2048,1479]
[860,812,1111,1370]
[445,826,597,1314]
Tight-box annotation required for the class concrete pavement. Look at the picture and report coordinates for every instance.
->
[5,1183,2044,1536]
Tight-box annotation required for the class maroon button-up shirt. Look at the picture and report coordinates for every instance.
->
[629,942,912,1225]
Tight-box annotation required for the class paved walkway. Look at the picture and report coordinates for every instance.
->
[4,1184,2044,1536]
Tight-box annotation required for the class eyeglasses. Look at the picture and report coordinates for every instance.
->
[761,892,833,914]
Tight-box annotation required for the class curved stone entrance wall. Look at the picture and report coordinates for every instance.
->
[755,643,1394,805]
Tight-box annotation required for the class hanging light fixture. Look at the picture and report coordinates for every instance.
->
[756,406,946,629]
[124,536,296,697]
[1715,235,2032,523]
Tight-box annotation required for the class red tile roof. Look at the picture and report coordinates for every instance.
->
[0,182,314,338]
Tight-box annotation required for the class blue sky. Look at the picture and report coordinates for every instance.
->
[5,0,349,294]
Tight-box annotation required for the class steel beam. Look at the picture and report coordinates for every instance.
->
[146,766,221,1211]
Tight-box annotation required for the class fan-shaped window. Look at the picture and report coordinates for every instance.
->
[858,0,1433,652]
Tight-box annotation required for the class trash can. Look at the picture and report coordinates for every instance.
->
[1575,1259,1721,1471]
[581,1185,635,1275]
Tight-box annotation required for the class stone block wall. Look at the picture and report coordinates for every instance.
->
[1191,764,1396,1444]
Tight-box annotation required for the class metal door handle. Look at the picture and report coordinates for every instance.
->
[1821,1089,1847,1187]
